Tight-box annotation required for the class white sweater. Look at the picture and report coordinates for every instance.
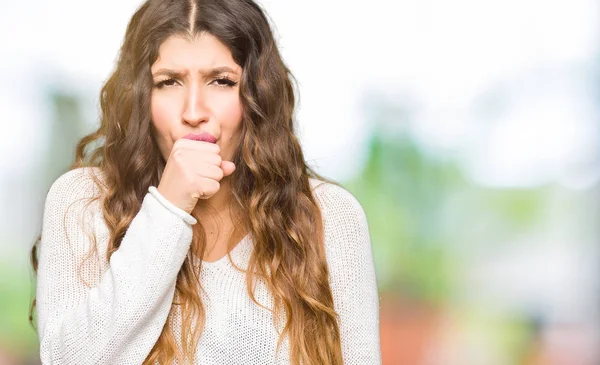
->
[36,167,381,364]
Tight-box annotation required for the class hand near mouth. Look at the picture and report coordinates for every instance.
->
[156,133,236,214]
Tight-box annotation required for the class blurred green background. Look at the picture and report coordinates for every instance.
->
[1,0,599,364]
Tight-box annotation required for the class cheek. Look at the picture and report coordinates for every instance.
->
[218,96,243,133]
[150,94,177,156]
[214,95,243,160]
[151,95,173,132]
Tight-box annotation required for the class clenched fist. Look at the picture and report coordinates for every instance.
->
[157,136,235,214]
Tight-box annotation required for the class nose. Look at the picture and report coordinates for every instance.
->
[182,84,210,126]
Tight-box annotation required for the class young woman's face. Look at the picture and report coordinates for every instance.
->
[150,33,243,162]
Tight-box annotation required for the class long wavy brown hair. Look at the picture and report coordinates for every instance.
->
[29,0,344,364]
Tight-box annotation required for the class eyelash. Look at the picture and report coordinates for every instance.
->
[153,77,238,89]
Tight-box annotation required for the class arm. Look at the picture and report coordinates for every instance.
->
[36,168,197,364]
[314,182,382,364]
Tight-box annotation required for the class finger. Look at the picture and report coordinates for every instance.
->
[221,161,236,177]
[174,138,221,154]
[193,163,224,181]
[193,177,220,199]
[188,151,222,166]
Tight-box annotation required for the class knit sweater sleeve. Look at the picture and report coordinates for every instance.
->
[312,181,382,364]
[36,168,197,365]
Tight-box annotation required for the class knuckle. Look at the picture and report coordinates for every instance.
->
[194,187,205,199]
[171,148,185,161]
[172,138,186,150]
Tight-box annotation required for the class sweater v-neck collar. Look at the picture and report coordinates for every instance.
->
[196,232,252,270]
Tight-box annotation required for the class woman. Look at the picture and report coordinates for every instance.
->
[30,0,381,364]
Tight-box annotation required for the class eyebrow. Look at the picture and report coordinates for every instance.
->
[151,66,239,78]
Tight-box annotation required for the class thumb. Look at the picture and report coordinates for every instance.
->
[221,160,236,177]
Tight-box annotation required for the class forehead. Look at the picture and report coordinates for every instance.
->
[151,33,241,72]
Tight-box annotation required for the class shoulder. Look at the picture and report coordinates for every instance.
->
[40,168,108,258]
[45,167,106,212]
[308,179,374,276]
[309,178,366,217]
[309,177,368,233]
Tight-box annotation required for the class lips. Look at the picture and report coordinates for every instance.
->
[182,132,217,144]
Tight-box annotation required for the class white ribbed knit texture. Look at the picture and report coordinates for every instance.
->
[36,167,381,364]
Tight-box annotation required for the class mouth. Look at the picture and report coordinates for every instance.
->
[182,132,217,144]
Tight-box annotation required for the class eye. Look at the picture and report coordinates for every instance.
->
[212,77,238,87]
[153,78,179,89]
